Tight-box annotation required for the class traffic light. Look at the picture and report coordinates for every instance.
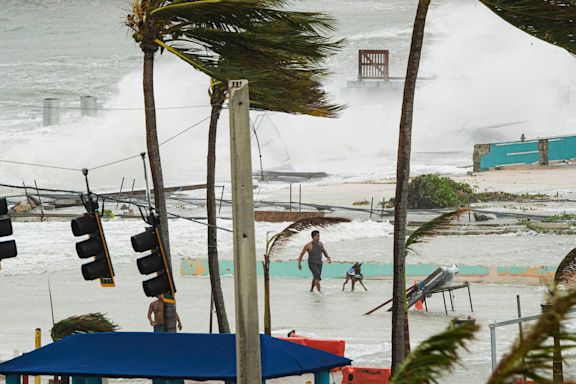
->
[71,200,115,287]
[131,220,176,303]
[0,197,17,261]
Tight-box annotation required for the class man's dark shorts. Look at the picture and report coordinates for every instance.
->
[308,262,323,280]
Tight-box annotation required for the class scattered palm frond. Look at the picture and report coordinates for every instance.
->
[479,0,576,55]
[50,313,118,341]
[487,288,576,384]
[267,217,350,257]
[555,247,576,287]
[390,321,479,384]
[405,208,469,253]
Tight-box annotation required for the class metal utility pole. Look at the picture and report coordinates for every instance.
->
[228,79,262,384]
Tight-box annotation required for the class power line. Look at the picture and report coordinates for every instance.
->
[0,104,211,111]
[89,154,143,171]
[0,115,212,173]
[0,159,80,172]
[159,115,211,146]
[0,182,232,232]
[89,115,211,171]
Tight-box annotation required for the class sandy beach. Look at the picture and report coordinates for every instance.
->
[260,165,576,206]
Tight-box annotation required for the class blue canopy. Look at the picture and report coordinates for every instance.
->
[0,332,351,381]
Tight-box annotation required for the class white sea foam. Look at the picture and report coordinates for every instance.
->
[2,0,575,190]
[1,219,395,276]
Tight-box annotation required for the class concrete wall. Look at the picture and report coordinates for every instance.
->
[473,134,576,172]
[180,258,556,285]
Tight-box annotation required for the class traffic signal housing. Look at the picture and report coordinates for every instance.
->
[71,206,115,287]
[0,197,17,261]
[131,225,176,303]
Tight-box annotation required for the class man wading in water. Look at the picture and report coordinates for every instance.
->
[298,230,331,293]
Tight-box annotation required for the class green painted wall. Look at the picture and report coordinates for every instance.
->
[180,259,547,279]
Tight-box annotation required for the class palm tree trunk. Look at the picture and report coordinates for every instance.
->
[142,44,176,333]
[263,254,271,335]
[207,84,230,333]
[391,0,430,373]
[404,306,411,357]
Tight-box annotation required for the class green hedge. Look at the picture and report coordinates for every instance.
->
[407,174,474,209]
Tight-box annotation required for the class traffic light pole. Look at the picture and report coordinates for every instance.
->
[228,80,262,384]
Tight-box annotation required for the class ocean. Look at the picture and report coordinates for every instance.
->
[2,1,576,382]
[2,0,576,191]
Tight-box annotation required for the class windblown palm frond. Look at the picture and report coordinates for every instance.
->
[390,322,479,384]
[487,288,576,384]
[405,208,469,253]
[50,313,118,341]
[267,217,351,257]
[134,0,345,118]
[555,247,576,286]
[479,0,576,55]
[154,2,335,34]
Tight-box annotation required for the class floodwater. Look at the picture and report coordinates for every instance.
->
[0,262,568,383]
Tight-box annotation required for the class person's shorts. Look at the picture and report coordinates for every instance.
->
[308,262,323,280]
[153,324,165,332]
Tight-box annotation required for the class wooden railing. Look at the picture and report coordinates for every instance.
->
[358,49,389,80]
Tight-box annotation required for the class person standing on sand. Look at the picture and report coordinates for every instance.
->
[297,230,331,293]
[148,295,182,332]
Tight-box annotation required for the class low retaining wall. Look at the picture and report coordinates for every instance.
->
[473,135,576,172]
[254,211,325,222]
[180,258,556,285]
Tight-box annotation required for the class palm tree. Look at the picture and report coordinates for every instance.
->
[144,1,342,333]
[365,209,469,356]
[479,0,576,56]
[127,0,341,333]
[127,0,178,332]
[478,3,576,380]
[391,0,431,372]
[390,287,576,384]
[401,209,469,354]
[391,0,574,374]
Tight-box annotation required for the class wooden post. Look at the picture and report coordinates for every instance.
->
[35,328,41,384]
[299,184,302,212]
[289,183,292,212]
[80,96,97,117]
[228,79,262,384]
[542,303,563,383]
[219,185,225,213]
[517,295,527,384]
[43,98,60,126]
[116,177,125,209]
[34,180,44,222]
[369,197,374,220]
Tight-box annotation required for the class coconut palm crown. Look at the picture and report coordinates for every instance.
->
[479,0,576,55]
[127,0,344,116]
